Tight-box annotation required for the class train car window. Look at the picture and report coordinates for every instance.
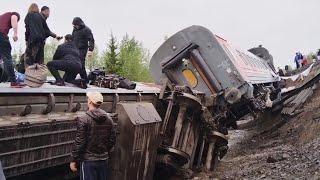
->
[243,53,251,66]
[222,44,237,63]
[182,69,198,88]
[261,61,268,70]
[246,54,256,68]
[258,59,267,70]
[236,51,248,65]
[263,62,270,70]
[256,60,262,69]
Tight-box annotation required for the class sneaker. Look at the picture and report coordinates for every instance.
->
[52,81,65,86]
[11,82,26,88]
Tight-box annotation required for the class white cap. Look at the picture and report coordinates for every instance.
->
[86,92,103,105]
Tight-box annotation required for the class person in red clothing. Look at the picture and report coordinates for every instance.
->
[0,12,25,87]
[301,55,308,67]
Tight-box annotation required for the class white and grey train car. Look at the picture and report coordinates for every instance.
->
[150,25,280,106]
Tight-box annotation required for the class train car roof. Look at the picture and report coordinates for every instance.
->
[0,82,160,94]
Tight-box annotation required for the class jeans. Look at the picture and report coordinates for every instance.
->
[0,33,16,83]
[25,40,44,66]
[79,49,88,82]
[47,60,81,83]
[80,161,108,180]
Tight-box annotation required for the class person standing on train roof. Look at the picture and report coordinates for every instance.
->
[24,3,48,66]
[40,6,63,52]
[0,11,25,88]
[317,49,320,61]
[70,92,116,180]
[294,52,302,69]
[72,17,95,84]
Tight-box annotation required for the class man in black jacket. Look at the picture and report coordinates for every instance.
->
[39,6,62,64]
[40,6,62,40]
[72,17,95,83]
[70,92,116,180]
[47,34,82,86]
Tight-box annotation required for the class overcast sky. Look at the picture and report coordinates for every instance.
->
[1,0,319,68]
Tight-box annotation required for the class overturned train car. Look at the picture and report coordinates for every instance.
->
[150,25,280,177]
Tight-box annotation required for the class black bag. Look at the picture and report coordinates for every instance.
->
[93,75,119,89]
[119,77,136,90]
[88,69,105,85]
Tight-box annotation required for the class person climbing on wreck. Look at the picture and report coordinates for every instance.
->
[47,34,82,86]
[72,17,95,83]
[0,11,25,87]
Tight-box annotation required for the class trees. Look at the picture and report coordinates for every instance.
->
[103,34,153,82]
[103,34,121,74]
[86,47,103,71]
[11,46,24,65]
[44,40,59,64]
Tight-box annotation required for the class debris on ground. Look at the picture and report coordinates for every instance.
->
[193,77,320,179]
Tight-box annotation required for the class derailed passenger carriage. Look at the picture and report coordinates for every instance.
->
[150,25,280,177]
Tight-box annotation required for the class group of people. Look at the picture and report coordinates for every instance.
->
[1,4,116,180]
[0,3,95,88]
[294,52,308,69]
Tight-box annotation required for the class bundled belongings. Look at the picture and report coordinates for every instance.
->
[88,69,137,90]
[25,63,48,87]
[88,68,105,84]
[93,74,120,89]
[119,77,136,90]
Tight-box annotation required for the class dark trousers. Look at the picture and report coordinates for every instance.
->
[80,161,108,180]
[79,49,88,82]
[295,59,300,69]
[0,33,16,82]
[25,40,44,66]
[47,60,81,83]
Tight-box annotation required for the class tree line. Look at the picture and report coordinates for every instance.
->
[12,34,153,82]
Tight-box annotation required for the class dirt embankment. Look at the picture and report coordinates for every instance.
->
[207,87,320,179]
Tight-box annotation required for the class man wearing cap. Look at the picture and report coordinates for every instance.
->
[70,92,116,180]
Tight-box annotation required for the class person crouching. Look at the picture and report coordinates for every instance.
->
[47,34,82,86]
